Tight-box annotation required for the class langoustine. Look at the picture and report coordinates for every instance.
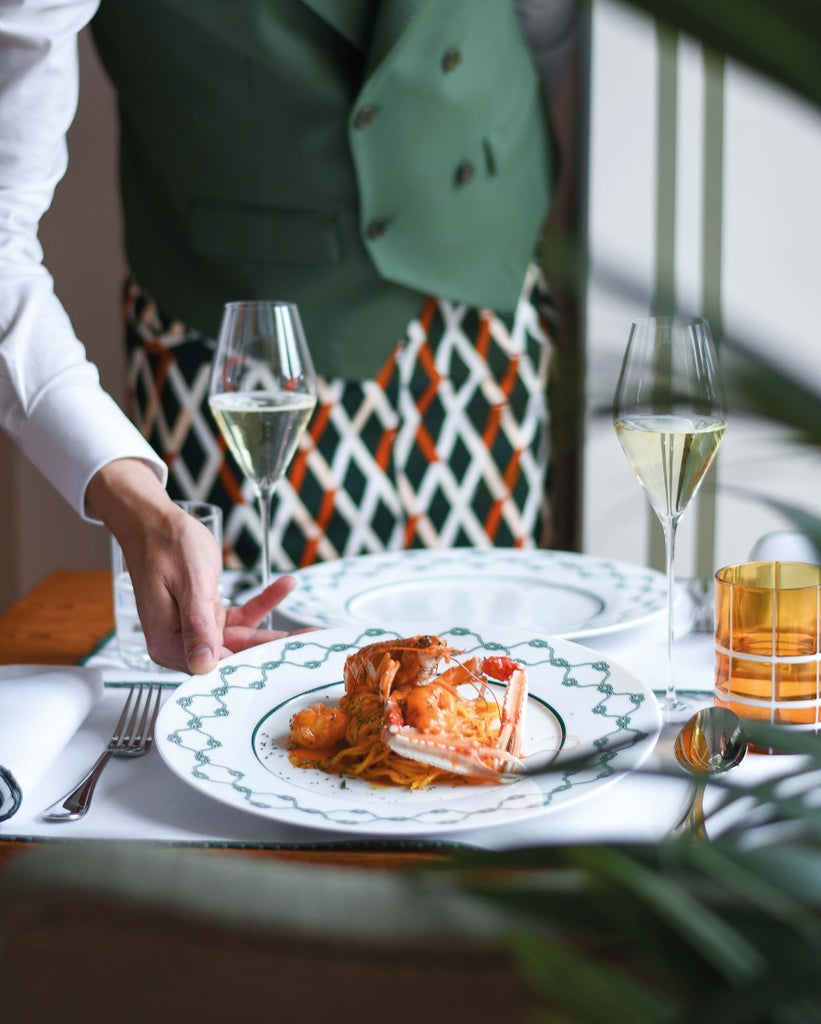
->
[288,634,528,787]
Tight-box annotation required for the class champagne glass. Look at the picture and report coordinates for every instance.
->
[613,316,726,719]
[208,301,317,625]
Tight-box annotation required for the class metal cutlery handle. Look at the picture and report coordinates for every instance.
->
[670,780,708,840]
[40,684,160,823]
[41,750,114,822]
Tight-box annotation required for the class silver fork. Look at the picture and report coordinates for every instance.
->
[41,684,163,822]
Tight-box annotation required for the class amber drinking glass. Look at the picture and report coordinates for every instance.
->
[714,561,821,748]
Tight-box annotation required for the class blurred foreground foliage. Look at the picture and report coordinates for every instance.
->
[614,0,821,109]
[455,5,821,1018]
[597,0,821,548]
[446,723,821,1023]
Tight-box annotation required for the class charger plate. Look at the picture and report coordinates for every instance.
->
[156,625,661,837]
[271,549,667,637]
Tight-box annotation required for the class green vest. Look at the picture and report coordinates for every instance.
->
[92,0,555,378]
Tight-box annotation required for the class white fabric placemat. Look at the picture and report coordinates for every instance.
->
[0,612,730,851]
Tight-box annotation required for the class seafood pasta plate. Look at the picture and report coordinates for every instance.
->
[156,625,662,837]
[269,549,667,638]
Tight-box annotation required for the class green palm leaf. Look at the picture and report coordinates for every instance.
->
[610,0,821,108]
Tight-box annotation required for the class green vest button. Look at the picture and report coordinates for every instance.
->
[442,47,462,72]
[366,217,388,239]
[354,106,377,129]
[454,161,475,186]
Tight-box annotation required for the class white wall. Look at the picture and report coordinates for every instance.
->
[583,0,821,576]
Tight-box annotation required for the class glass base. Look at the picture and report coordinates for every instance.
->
[658,691,710,724]
[117,645,163,672]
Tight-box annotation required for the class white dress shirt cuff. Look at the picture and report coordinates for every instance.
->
[19,382,167,523]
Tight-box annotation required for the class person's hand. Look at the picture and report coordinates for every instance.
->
[86,459,298,673]
[218,574,299,660]
[130,536,299,672]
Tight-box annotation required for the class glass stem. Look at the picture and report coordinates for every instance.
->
[662,515,679,709]
[256,488,274,629]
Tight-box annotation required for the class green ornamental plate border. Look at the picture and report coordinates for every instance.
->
[156,625,662,835]
[273,549,668,637]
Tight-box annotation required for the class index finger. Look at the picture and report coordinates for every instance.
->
[227,575,297,629]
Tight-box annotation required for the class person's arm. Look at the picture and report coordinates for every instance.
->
[0,0,166,515]
[0,2,295,671]
[514,0,583,237]
[514,0,581,107]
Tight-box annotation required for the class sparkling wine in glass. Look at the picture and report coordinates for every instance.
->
[208,301,317,624]
[613,316,726,719]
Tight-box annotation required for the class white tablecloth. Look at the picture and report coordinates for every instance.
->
[5,594,785,853]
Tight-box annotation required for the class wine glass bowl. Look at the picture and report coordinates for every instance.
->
[613,316,727,719]
[208,301,317,616]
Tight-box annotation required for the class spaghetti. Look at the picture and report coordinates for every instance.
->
[287,634,527,789]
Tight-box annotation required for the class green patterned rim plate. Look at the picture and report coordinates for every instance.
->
[156,625,662,837]
[271,549,667,637]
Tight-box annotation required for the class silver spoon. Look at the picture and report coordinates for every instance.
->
[670,706,749,839]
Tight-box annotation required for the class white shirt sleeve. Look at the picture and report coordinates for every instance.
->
[514,0,582,103]
[0,0,167,522]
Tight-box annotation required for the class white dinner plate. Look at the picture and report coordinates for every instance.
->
[271,549,667,637]
[156,624,662,837]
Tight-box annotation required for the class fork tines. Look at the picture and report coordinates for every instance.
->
[114,684,162,750]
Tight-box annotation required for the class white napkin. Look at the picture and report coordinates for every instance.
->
[0,665,104,821]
